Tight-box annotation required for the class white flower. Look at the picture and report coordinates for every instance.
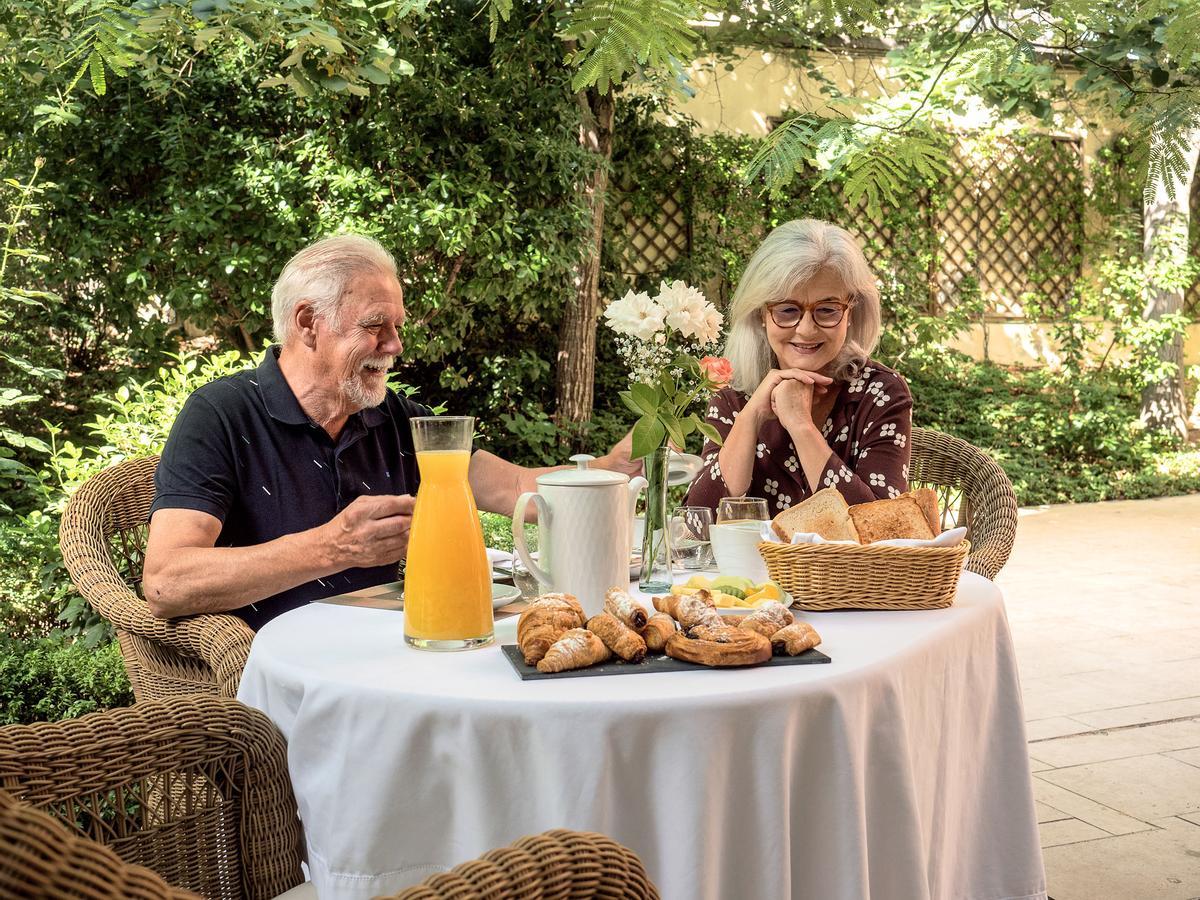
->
[783,455,799,472]
[894,433,906,447]
[837,465,852,483]
[902,463,909,481]
[755,442,769,458]
[656,280,709,338]
[869,472,886,487]
[887,485,901,499]
[695,309,724,347]
[849,376,867,393]
[709,460,722,480]
[835,425,848,443]
[873,392,891,407]
[764,478,779,496]
[603,290,665,341]
[879,423,897,437]
[776,494,792,509]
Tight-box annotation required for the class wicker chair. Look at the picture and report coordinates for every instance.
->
[383,829,659,899]
[59,456,255,700]
[0,697,306,900]
[910,426,1018,580]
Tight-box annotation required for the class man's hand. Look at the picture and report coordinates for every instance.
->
[322,494,415,569]
[594,428,645,477]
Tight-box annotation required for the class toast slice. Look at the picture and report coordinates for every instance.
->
[848,495,935,543]
[905,487,941,536]
[770,487,860,543]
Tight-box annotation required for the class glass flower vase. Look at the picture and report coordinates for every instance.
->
[638,444,674,593]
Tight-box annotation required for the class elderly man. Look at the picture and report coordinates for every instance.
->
[142,234,638,630]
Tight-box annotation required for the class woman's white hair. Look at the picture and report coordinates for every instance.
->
[724,219,882,392]
[271,234,398,345]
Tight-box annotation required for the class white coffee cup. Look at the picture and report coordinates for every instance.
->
[708,521,769,582]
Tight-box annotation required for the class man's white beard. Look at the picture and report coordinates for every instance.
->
[341,373,388,409]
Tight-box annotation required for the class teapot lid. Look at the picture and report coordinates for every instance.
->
[537,454,629,487]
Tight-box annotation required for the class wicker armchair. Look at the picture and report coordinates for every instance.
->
[384,829,659,899]
[59,456,255,700]
[910,426,1018,580]
[0,697,305,900]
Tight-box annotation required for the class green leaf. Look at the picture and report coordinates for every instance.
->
[696,420,723,446]
[659,370,676,399]
[629,382,659,417]
[618,390,642,417]
[660,412,686,449]
[631,414,666,460]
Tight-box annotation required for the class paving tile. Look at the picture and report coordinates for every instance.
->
[1038,754,1200,822]
[1035,801,1070,824]
[1024,716,1093,741]
[1072,697,1200,730]
[1165,747,1200,769]
[1042,817,1200,900]
[1030,777,1153,836]
[1038,817,1109,848]
[1029,719,1200,769]
[1028,756,1054,773]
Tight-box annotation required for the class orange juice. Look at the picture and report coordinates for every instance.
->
[404,449,493,648]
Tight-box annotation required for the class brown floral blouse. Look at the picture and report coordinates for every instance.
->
[684,361,914,513]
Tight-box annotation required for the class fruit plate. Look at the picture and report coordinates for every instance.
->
[708,591,795,614]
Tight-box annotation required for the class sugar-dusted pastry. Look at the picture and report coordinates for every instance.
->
[537,628,613,673]
[604,587,648,631]
[720,614,744,628]
[587,612,647,663]
[640,613,676,652]
[652,589,715,620]
[673,594,725,631]
[665,628,771,667]
[770,622,822,656]
[738,601,794,639]
[517,593,586,665]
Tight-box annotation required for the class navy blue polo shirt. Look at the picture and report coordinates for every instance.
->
[151,346,430,631]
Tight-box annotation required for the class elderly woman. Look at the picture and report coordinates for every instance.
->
[685,219,912,513]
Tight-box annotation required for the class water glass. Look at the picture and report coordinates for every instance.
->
[716,497,770,524]
[672,506,714,570]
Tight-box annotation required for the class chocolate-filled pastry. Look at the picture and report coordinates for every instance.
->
[537,628,613,673]
[640,613,677,652]
[665,628,771,667]
[604,587,648,630]
[587,612,647,663]
[739,601,794,639]
[770,622,822,656]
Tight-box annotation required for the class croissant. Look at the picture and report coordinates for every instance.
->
[537,628,613,673]
[604,587,648,630]
[640,613,677,652]
[517,593,586,665]
[587,612,647,663]
[770,622,822,656]
[666,628,771,667]
[739,601,795,639]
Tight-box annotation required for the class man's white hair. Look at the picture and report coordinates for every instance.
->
[724,218,882,392]
[271,234,398,345]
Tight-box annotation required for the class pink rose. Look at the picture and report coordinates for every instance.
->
[699,356,733,389]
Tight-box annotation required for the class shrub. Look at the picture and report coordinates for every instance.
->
[0,636,132,726]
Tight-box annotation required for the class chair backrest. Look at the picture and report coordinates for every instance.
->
[909,427,1018,579]
[0,787,199,900]
[0,698,304,900]
[387,828,659,899]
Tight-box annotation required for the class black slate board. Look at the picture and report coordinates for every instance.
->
[501,643,830,680]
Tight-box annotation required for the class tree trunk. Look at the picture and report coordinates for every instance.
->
[555,87,615,447]
[1140,131,1200,438]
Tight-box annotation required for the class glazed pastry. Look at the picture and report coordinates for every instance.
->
[640,613,676,652]
[517,593,586,665]
[770,622,822,656]
[587,612,647,663]
[537,628,613,673]
[604,587,649,631]
[665,628,771,667]
[738,601,794,639]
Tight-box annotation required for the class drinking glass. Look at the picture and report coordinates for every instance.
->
[404,416,494,651]
[672,506,714,570]
[716,497,770,525]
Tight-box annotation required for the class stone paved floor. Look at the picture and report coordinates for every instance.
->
[995,493,1200,900]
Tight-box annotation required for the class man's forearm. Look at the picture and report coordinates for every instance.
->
[143,527,338,618]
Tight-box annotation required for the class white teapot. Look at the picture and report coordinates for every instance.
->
[512,455,647,617]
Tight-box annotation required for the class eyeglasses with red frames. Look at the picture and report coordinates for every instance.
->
[765,298,854,329]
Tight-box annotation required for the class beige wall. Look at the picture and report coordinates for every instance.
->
[669,49,1200,368]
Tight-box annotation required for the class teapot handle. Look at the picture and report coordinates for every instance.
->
[627,475,648,520]
[512,492,552,589]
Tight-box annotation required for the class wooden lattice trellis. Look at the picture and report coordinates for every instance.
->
[1186,173,1200,319]
[611,132,1084,320]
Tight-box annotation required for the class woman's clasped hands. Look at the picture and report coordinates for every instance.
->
[744,368,834,434]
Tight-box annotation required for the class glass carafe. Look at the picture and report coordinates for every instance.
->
[404,416,494,651]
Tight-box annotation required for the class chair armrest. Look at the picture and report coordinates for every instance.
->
[0,698,304,900]
[960,446,1018,581]
[0,788,200,899]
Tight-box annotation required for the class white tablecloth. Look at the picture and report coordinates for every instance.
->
[238,572,1046,900]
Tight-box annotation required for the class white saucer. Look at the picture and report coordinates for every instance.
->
[492,583,521,609]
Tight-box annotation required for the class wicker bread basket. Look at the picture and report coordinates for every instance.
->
[758,539,970,611]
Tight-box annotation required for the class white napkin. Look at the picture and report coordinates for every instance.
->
[486,548,515,568]
[759,522,968,548]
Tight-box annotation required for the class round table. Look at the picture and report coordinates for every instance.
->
[237,572,1046,900]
